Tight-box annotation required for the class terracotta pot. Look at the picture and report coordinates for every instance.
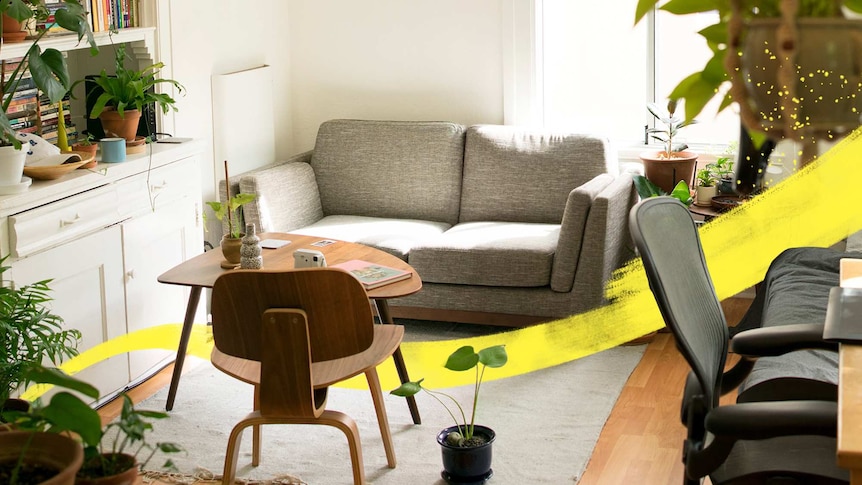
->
[1,14,26,43]
[0,431,84,485]
[742,18,862,134]
[437,425,495,484]
[639,150,698,195]
[98,109,141,142]
[71,143,99,156]
[75,453,138,485]
[221,235,243,266]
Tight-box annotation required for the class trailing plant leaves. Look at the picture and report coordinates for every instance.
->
[445,346,480,372]
[477,345,508,368]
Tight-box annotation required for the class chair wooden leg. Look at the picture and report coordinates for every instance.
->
[221,411,367,485]
[253,385,261,466]
[365,368,396,468]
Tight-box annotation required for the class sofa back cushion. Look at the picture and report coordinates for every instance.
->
[311,120,466,225]
[459,125,615,223]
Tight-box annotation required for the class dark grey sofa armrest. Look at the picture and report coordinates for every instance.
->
[730,323,838,356]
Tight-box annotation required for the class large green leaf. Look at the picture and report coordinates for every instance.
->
[633,175,665,199]
[445,346,480,372]
[634,0,659,25]
[846,0,862,13]
[24,366,98,399]
[477,345,508,368]
[661,0,721,15]
[390,379,423,397]
[41,391,102,446]
[27,47,70,105]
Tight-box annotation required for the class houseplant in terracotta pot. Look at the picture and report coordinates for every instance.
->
[0,0,96,186]
[640,99,698,194]
[76,43,184,142]
[206,192,257,268]
[391,345,508,484]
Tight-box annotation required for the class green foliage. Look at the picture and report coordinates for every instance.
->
[0,258,80,403]
[391,345,508,445]
[633,175,693,206]
[647,99,696,157]
[633,0,862,122]
[0,0,98,148]
[205,193,257,238]
[76,43,185,120]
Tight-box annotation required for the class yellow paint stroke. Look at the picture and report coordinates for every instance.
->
[24,128,862,400]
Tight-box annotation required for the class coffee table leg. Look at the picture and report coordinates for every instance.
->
[165,286,203,411]
[374,299,421,425]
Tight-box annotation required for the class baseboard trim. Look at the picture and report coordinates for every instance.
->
[389,305,548,327]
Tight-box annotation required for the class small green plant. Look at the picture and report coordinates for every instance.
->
[633,174,693,207]
[75,133,96,146]
[391,345,507,447]
[75,394,183,479]
[0,257,81,404]
[647,99,697,158]
[76,43,185,120]
[695,167,717,187]
[205,193,257,239]
[711,155,734,181]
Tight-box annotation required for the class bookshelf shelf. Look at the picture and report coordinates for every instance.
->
[0,26,155,62]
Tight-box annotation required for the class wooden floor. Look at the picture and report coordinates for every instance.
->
[101,297,753,484]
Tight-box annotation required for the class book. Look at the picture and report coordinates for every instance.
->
[331,259,412,290]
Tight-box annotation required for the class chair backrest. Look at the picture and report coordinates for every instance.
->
[210,268,375,364]
[629,197,729,409]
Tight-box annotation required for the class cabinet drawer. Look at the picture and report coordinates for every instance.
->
[117,157,199,217]
[10,186,122,258]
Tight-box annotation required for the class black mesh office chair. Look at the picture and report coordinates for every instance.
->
[629,197,848,485]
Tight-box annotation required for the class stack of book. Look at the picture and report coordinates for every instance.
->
[2,57,78,144]
[37,94,75,144]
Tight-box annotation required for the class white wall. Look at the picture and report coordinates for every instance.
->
[161,0,291,205]
[286,0,505,151]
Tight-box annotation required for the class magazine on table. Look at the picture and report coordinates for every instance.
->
[331,259,412,289]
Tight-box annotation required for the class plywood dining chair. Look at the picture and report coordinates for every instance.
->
[209,268,403,485]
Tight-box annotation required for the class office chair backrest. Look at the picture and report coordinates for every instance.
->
[210,268,375,364]
[629,197,729,409]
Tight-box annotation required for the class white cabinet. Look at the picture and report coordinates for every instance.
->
[2,142,204,402]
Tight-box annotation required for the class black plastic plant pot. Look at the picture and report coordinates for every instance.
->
[437,425,495,484]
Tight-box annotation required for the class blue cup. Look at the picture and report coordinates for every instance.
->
[100,137,126,163]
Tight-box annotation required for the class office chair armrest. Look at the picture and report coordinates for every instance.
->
[705,400,837,440]
[730,323,838,356]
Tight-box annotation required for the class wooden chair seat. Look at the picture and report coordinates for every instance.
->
[211,324,404,388]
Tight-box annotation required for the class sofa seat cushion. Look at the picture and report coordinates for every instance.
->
[408,222,560,287]
[293,215,451,260]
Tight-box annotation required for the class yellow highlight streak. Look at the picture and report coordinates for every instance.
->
[26,128,862,399]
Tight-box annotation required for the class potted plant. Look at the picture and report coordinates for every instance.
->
[391,345,508,484]
[634,0,862,136]
[75,43,184,142]
[71,133,97,155]
[640,99,698,194]
[0,0,97,185]
[694,166,718,206]
[0,257,81,411]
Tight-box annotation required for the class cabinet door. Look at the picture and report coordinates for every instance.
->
[9,225,128,400]
[122,196,202,381]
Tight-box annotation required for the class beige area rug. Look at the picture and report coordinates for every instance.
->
[137,322,645,485]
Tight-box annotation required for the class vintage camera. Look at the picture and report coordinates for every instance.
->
[293,249,327,268]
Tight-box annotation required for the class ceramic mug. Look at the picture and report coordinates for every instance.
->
[100,137,126,163]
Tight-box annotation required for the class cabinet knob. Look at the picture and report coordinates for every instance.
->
[126,269,136,280]
[60,214,82,227]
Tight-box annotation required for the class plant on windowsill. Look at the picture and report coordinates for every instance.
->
[694,166,718,206]
[0,0,97,185]
[633,0,862,141]
[391,345,508,483]
[72,43,185,143]
[639,99,698,194]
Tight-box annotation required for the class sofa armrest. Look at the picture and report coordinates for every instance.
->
[236,151,325,233]
[569,173,637,308]
[551,174,614,292]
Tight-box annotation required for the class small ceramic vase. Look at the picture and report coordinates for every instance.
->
[240,223,263,269]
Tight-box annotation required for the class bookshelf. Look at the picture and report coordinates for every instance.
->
[0,27,155,62]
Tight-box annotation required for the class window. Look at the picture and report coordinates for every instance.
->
[513,1,740,152]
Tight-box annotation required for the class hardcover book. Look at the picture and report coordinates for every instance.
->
[331,259,412,290]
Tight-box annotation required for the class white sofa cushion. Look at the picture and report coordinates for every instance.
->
[409,222,560,287]
[293,215,451,260]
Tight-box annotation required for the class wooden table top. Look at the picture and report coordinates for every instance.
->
[158,232,422,300]
[837,258,862,476]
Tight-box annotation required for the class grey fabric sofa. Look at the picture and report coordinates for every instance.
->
[230,119,637,325]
